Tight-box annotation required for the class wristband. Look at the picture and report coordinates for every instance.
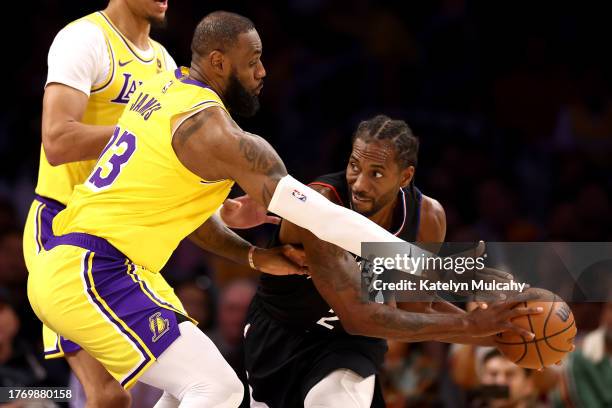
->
[248,246,257,270]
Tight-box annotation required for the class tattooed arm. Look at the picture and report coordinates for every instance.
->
[296,228,540,342]
[172,107,286,207]
[188,213,305,276]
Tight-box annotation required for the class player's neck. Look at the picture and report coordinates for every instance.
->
[188,64,224,96]
[104,4,151,50]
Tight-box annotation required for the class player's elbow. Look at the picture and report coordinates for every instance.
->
[337,309,367,336]
[42,128,69,166]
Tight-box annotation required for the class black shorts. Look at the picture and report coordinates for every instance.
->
[244,298,387,407]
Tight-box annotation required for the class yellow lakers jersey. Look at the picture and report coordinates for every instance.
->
[36,11,173,205]
[53,67,234,273]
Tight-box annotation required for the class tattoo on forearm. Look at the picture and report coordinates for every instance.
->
[262,181,274,205]
[371,308,428,333]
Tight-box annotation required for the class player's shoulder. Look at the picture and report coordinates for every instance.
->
[418,194,446,241]
[308,171,346,205]
[56,15,105,44]
[420,194,444,218]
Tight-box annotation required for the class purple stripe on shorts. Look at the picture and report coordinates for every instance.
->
[35,194,66,209]
[82,249,183,385]
[82,251,153,385]
[34,195,66,252]
[45,336,80,356]
[47,232,124,259]
[127,263,183,314]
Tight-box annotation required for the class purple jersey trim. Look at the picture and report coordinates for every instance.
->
[174,67,212,89]
[34,194,65,210]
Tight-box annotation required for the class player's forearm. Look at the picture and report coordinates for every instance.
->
[188,214,251,267]
[399,297,496,346]
[43,122,115,165]
[348,304,473,342]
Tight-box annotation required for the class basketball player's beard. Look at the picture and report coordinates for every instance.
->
[350,188,396,218]
[225,73,260,118]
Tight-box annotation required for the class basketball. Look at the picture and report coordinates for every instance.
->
[494,288,577,370]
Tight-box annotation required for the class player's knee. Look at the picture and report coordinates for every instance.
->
[86,382,130,408]
[195,370,243,407]
[214,371,244,407]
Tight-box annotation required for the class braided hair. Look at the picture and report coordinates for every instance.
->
[352,115,419,169]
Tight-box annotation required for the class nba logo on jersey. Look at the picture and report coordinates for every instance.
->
[291,189,307,202]
[149,312,170,342]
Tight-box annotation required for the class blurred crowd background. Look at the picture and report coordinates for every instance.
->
[1,0,611,406]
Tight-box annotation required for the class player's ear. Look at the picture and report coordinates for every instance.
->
[209,50,225,74]
[399,166,414,188]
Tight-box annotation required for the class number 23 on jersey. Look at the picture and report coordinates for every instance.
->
[86,126,137,191]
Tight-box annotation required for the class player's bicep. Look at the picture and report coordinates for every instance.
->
[42,84,90,145]
[172,107,288,207]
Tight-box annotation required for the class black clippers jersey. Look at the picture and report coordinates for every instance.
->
[255,170,423,333]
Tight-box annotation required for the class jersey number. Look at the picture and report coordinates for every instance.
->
[87,127,136,191]
[316,309,340,330]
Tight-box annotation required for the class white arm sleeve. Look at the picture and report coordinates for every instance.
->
[268,175,433,262]
[46,20,109,96]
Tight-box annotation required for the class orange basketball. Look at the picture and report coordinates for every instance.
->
[494,288,577,369]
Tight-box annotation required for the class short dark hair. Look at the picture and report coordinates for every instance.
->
[482,348,532,376]
[352,114,419,169]
[191,11,256,58]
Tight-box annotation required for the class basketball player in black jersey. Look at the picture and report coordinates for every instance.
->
[244,115,541,408]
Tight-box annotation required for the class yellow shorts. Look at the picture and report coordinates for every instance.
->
[23,195,82,358]
[27,232,193,389]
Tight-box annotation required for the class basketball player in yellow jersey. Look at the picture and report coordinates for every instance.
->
[21,2,174,405]
[23,2,294,407]
[28,10,481,407]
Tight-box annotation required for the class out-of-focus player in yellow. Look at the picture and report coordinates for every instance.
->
[28,10,469,407]
[23,1,289,406]
[23,1,174,405]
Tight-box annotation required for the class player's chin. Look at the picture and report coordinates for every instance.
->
[351,200,373,214]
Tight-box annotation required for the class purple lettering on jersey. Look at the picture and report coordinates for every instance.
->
[88,130,137,190]
[129,93,162,121]
[111,73,142,104]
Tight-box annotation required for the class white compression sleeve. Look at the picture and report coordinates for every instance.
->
[268,175,434,263]
[140,322,243,408]
[304,369,375,408]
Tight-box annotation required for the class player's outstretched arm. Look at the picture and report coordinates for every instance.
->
[172,107,426,258]
[188,213,306,276]
[42,84,115,165]
[299,228,541,342]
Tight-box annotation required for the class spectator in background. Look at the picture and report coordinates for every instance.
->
[209,279,257,375]
[0,288,47,388]
[381,340,442,408]
[551,302,612,407]
[175,275,216,332]
[472,349,542,408]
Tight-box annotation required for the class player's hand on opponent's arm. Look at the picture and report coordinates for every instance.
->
[251,244,308,276]
[465,300,543,338]
[220,194,281,229]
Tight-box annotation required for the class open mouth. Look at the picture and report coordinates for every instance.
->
[352,193,371,203]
